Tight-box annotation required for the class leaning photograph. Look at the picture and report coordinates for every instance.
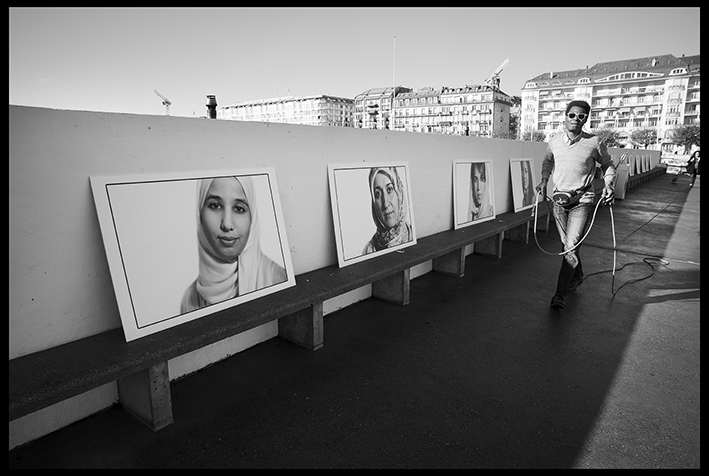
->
[90,168,295,341]
[328,162,416,267]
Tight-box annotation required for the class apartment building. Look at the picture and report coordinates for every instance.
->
[356,84,513,137]
[354,86,412,130]
[218,95,355,127]
[395,85,512,137]
[521,54,700,150]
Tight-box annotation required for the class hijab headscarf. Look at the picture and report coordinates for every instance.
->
[368,167,411,251]
[469,162,492,220]
[194,176,264,304]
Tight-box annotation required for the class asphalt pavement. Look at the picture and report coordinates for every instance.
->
[8,172,700,469]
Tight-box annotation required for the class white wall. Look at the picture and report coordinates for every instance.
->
[9,105,550,358]
[9,105,657,448]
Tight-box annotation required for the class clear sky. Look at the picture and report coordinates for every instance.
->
[9,7,701,118]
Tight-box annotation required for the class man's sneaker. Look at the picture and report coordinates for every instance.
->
[550,294,566,310]
[568,277,584,293]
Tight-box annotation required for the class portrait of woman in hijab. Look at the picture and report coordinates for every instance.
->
[91,169,294,341]
[181,176,288,313]
[327,162,416,268]
[454,160,496,229]
[510,158,538,212]
[363,166,414,254]
[520,159,536,207]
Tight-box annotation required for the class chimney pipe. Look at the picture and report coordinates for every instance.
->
[206,95,217,119]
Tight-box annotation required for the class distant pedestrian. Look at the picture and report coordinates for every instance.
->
[535,100,616,310]
[672,150,700,186]
[687,150,700,187]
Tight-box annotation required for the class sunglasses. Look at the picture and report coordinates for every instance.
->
[567,113,588,120]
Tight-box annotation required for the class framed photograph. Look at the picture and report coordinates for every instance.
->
[90,168,295,341]
[328,162,416,268]
[453,160,496,229]
[510,158,538,213]
[634,155,642,175]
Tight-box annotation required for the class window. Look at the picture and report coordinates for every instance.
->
[596,71,663,82]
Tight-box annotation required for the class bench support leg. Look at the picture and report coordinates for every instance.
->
[278,302,324,351]
[505,221,530,243]
[433,247,466,277]
[117,361,173,431]
[474,233,503,258]
[372,268,410,305]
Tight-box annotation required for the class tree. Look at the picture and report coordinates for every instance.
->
[670,124,700,153]
[592,127,621,148]
[630,128,658,148]
[533,130,547,142]
[521,130,546,142]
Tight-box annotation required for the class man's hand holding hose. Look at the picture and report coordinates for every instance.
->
[601,182,615,205]
[535,177,548,195]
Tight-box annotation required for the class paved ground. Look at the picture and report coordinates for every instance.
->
[8,173,700,468]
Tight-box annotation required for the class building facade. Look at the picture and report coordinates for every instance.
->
[395,85,512,137]
[217,95,355,127]
[354,86,412,130]
[521,54,700,151]
[356,84,513,137]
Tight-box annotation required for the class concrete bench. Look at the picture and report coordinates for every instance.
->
[9,205,550,433]
[628,165,666,188]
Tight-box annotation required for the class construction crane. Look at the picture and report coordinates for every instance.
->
[154,89,172,116]
[483,58,510,91]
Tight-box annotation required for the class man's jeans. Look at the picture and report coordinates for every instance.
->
[552,201,593,296]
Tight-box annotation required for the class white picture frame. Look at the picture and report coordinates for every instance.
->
[510,158,538,213]
[327,162,416,268]
[90,168,295,341]
[453,160,496,229]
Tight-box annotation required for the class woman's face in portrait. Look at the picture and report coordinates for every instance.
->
[471,164,486,207]
[521,161,530,190]
[201,177,252,262]
[373,171,400,229]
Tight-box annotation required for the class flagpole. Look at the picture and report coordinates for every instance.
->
[392,35,396,131]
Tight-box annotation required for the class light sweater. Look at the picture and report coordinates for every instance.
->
[541,131,616,203]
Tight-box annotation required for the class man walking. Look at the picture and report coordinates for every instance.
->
[536,100,616,310]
